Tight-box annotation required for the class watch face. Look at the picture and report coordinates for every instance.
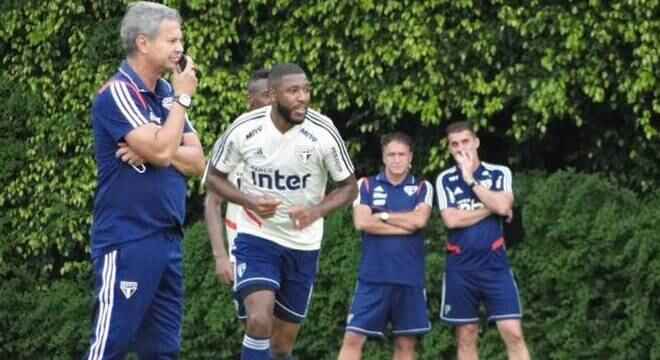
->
[177,94,191,107]
[380,212,389,221]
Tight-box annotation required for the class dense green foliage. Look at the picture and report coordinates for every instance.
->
[1,0,658,357]
[0,268,89,358]
[516,172,660,358]
[2,172,658,358]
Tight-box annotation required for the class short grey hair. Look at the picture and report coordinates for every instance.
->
[120,1,181,57]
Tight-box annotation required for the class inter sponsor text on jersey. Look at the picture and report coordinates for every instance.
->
[209,106,354,250]
[435,162,512,271]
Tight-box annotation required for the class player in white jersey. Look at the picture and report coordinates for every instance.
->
[204,69,270,286]
[205,63,358,360]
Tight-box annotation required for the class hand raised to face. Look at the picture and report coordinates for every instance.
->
[455,149,481,184]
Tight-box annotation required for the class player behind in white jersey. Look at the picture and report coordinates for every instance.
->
[205,63,358,360]
[204,70,270,275]
[204,69,270,320]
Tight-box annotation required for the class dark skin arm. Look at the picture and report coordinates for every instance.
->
[288,174,358,230]
[205,166,280,218]
[203,191,233,285]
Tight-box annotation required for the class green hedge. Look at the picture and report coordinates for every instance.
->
[0,268,89,359]
[1,171,658,358]
[514,172,660,359]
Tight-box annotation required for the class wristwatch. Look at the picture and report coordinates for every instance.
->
[468,181,478,189]
[379,212,390,222]
[175,94,192,108]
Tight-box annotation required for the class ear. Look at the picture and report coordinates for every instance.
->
[135,34,149,54]
[474,136,480,150]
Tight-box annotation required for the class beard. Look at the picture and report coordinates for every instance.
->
[276,100,306,125]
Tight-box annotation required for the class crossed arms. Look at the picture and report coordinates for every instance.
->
[354,203,432,235]
[117,118,205,176]
[440,188,513,229]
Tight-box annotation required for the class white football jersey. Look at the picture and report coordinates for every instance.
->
[209,106,355,250]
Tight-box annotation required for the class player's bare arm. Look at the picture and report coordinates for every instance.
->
[288,174,358,230]
[123,60,198,167]
[440,207,493,229]
[205,166,280,218]
[204,191,233,284]
[353,204,412,235]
